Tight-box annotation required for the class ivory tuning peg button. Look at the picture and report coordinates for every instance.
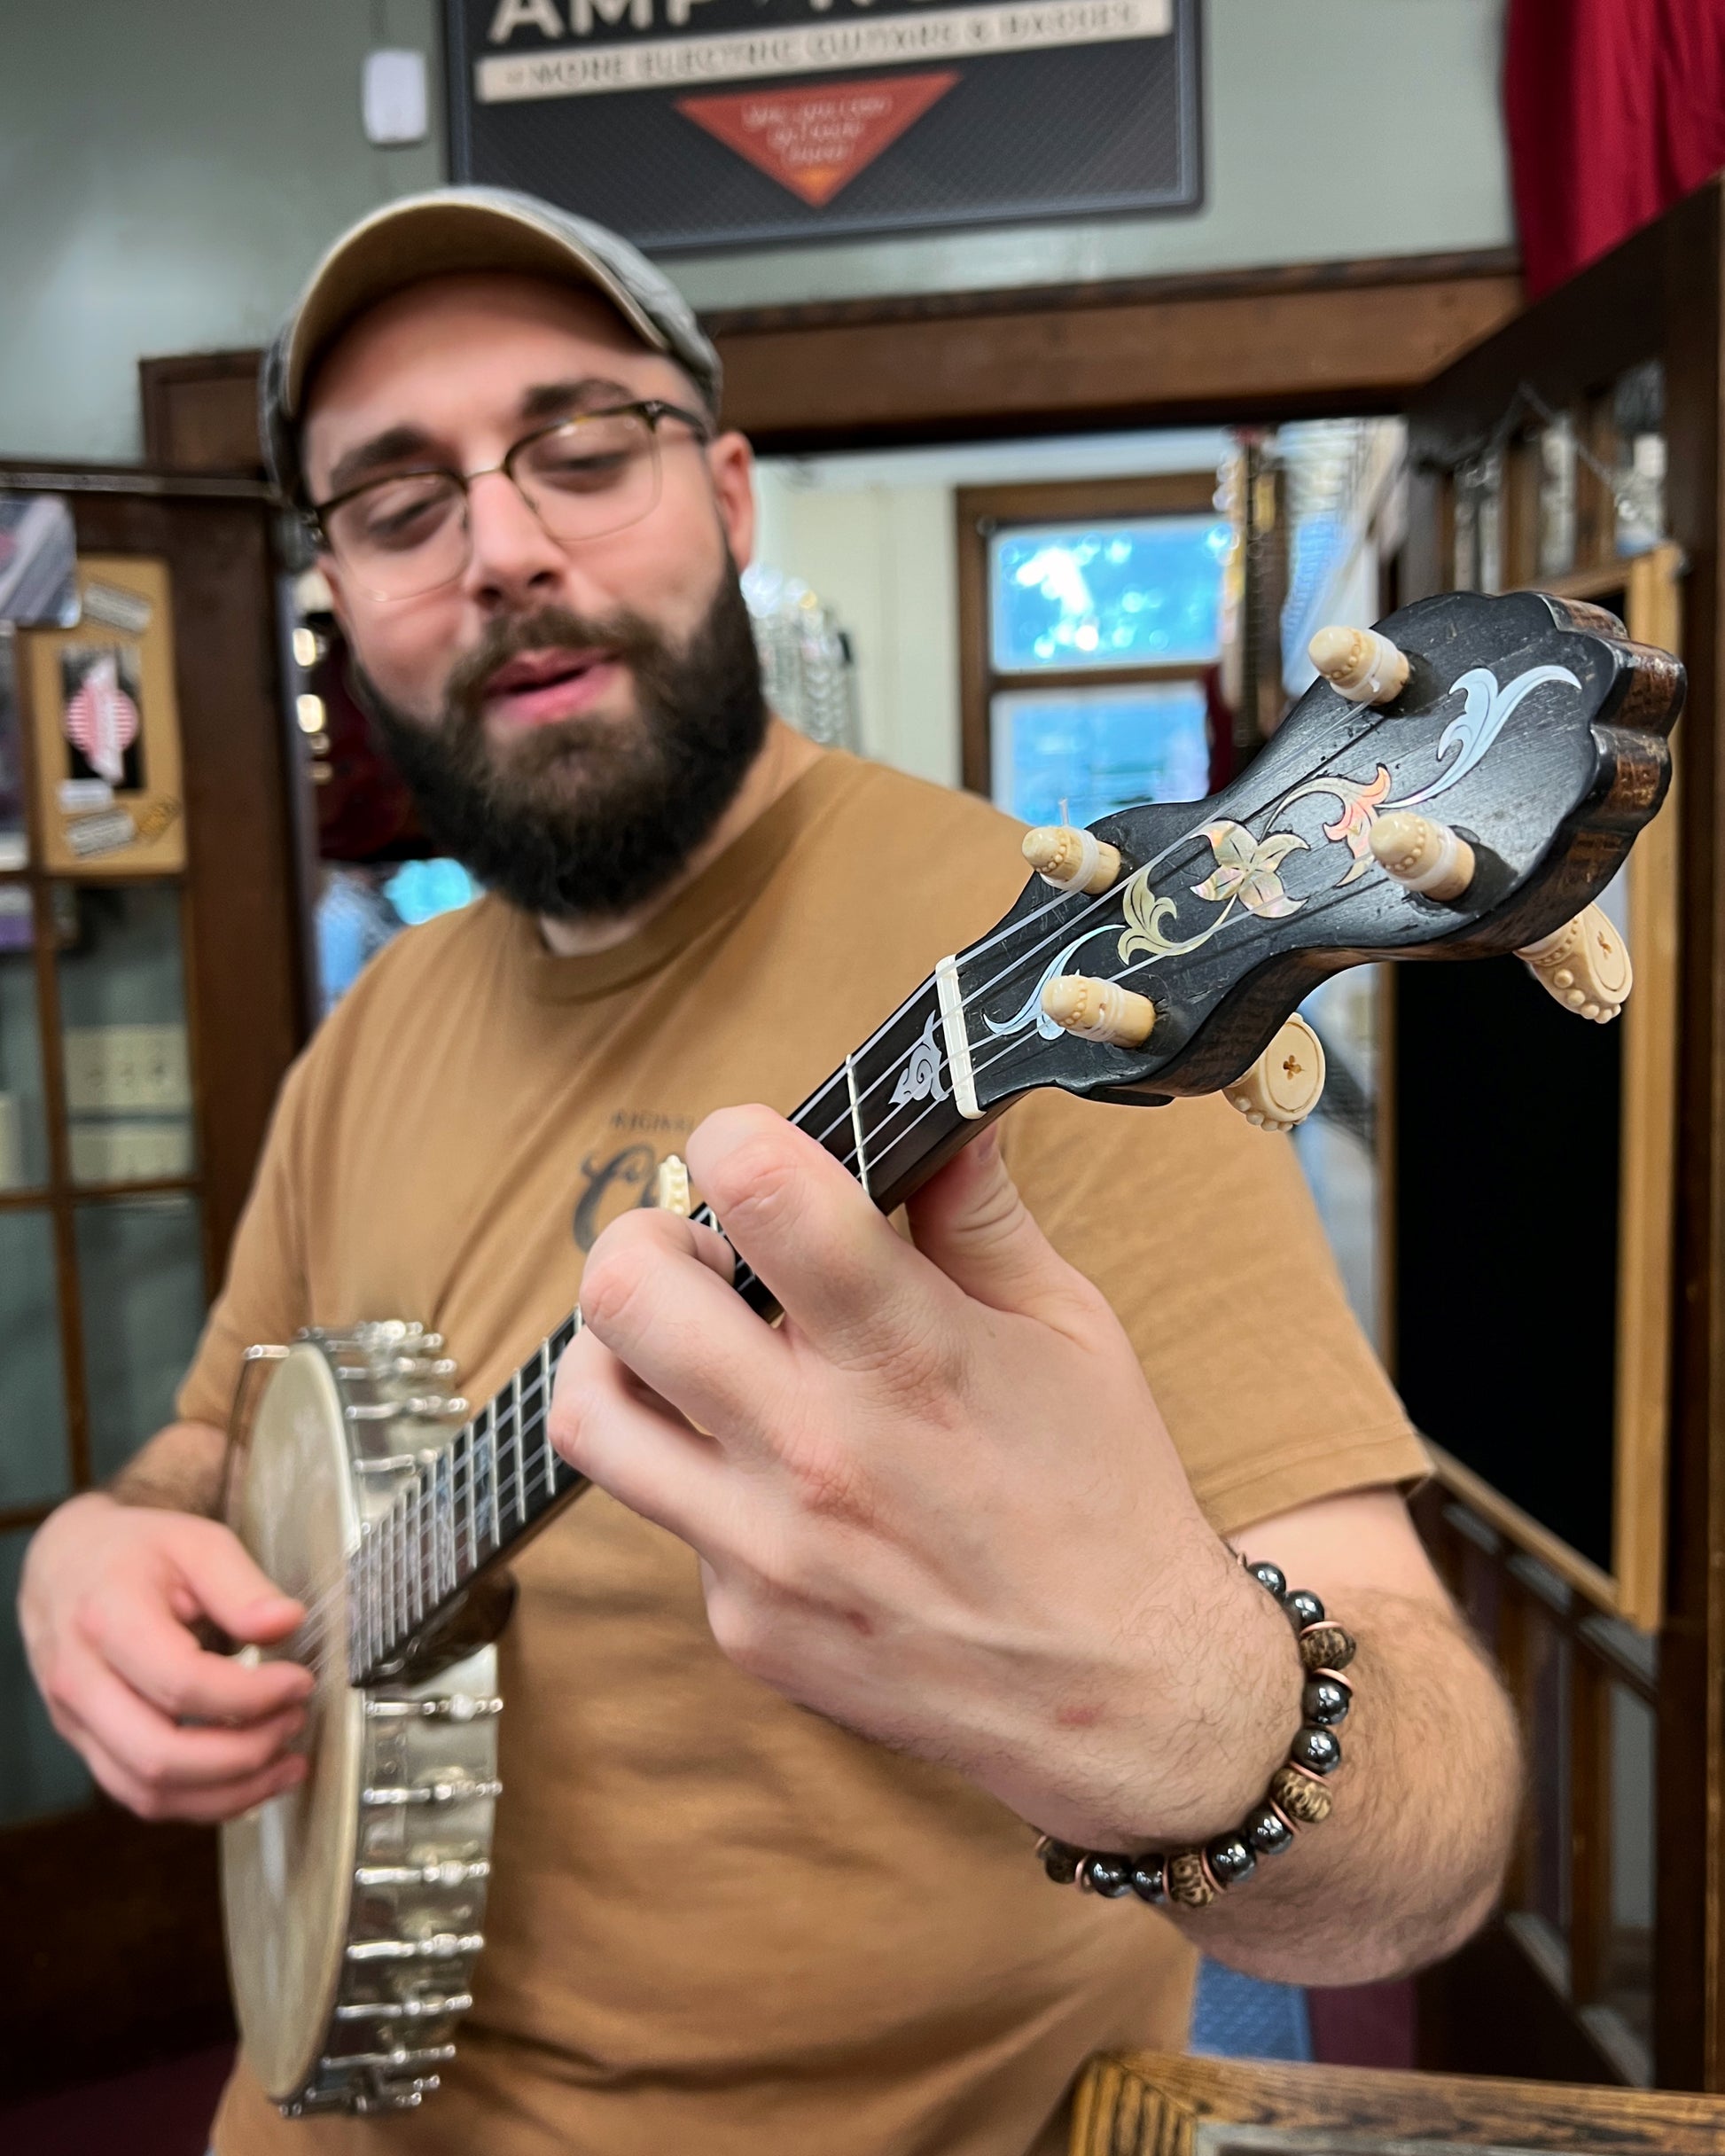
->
[1308,624,1411,707]
[652,1153,693,1216]
[1368,810,1476,902]
[1042,975,1157,1048]
[1022,824,1123,894]
[1224,1016,1326,1132]
[1516,902,1632,1023]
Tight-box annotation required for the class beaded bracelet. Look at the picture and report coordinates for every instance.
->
[1034,1558,1355,1911]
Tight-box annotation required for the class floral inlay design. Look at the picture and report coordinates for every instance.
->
[1190,823,1310,918]
[984,657,1584,1046]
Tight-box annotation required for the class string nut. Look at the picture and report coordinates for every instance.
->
[1022,824,1123,894]
[1517,902,1632,1022]
[1308,624,1410,707]
[1224,1015,1326,1132]
[1368,810,1476,902]
[653,1154,693,1216]
[1042,974,1157,1048]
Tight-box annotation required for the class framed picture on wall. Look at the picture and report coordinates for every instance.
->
[22,556,186,877]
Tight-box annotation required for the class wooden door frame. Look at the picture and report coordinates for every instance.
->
[0,465,308,2097]
[1399,176,1725,2093]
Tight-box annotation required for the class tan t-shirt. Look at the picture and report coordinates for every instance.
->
[189,750,1424,2156]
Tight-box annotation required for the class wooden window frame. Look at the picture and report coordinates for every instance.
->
[956,470,1222,801]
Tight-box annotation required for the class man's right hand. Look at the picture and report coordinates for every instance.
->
[20,1492,315,1823]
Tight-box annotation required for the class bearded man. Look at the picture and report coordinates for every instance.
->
[20,188,1518,2156]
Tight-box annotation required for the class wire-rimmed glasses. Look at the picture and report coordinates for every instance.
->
[308,399,711,601]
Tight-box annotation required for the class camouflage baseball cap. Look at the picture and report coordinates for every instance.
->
[261,185,722,504]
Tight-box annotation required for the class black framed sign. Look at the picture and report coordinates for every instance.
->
[446,0,1202,253]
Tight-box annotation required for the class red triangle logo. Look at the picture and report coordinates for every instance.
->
[677,71,958,207]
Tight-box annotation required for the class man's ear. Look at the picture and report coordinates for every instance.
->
[708,430,757,570]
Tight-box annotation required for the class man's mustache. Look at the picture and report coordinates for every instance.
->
[443,605,664,723]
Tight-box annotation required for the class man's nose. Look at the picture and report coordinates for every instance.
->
[460,470,572,609]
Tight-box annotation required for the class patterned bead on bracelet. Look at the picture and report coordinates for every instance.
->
[1034,1557,1355,1905]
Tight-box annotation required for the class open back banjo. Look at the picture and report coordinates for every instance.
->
[222,589,1682,2114]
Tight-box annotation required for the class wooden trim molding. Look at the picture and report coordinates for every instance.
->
[136,250,1525,476]
[714,251,1524,451]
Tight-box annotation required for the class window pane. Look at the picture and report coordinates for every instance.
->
[0,1207,70,1506]
[0,887,48,1190]
[990,516,1229,672]
[76,1194,207,1483]
[56,883,196,1186]
[990,683,1211,829]
[0,1528,91,1824]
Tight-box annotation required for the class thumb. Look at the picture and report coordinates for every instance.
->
[168,1516,305,1643]
[904,1124,1090,1326]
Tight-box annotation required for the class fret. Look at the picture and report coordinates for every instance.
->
[409,1472,425,1628]
[435,1446,455,1600]
[379,1511,393,1662]
[480,1402,501,1557]
[537,1340,556,1514]
[454,1428,474,1581]
[363,1531,379,1673]
[510,1367,527,1535]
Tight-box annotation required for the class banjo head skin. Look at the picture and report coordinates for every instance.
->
[222,1340,364,2103]
[222,1329,499,2116]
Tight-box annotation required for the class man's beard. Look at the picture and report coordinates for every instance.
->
[361,567,769,922]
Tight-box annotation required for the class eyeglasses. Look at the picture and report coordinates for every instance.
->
[307,399,712,602]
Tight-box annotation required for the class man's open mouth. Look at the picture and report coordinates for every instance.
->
[482,647,622,729]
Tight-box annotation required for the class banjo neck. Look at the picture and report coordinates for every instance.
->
[350,965,983,1683]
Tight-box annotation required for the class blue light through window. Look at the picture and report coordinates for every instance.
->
[990,517,1230,672]
[992,684,1211,830]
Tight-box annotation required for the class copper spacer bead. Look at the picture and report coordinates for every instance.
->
[1166,1849,1218,1910]
[1299,1621,1355,1674]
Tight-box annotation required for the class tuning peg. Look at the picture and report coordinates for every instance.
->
[1042,975,1156,1047]
[1308,625,1410,707]
[653,1154,693,1215]
[1022,824,1123,894]
[1517,903,1632,1022]
[1368,809,1476,902]
[1224,1016,1326,1132]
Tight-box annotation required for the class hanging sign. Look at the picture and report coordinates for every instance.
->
[447,0,1200,252]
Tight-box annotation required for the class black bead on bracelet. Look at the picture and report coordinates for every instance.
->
[1034,1558,1355,1910]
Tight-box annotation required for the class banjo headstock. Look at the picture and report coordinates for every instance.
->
[961,588,1682,1113]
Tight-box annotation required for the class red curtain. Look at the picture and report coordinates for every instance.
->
[1505,0,1725,298]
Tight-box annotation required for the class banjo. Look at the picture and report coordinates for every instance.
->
[221,588,1682,2115]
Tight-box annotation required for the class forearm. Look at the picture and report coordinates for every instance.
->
[1159,1587,1519,1984]
[105,1419,227,1515]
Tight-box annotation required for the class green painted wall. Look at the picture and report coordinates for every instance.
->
[0,0,1509,463]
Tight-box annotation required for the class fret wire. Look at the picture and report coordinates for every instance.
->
[410,1472,426,1627]
[482,1403,501,1556]
[537,1340,555,1506]
[376,1512,388,1666]
[437,1448,454,1600]
[386,1499,399,1655]
[456,1431,472,1582]
[361,1531,375,1674]
[511,1367,527,1531]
